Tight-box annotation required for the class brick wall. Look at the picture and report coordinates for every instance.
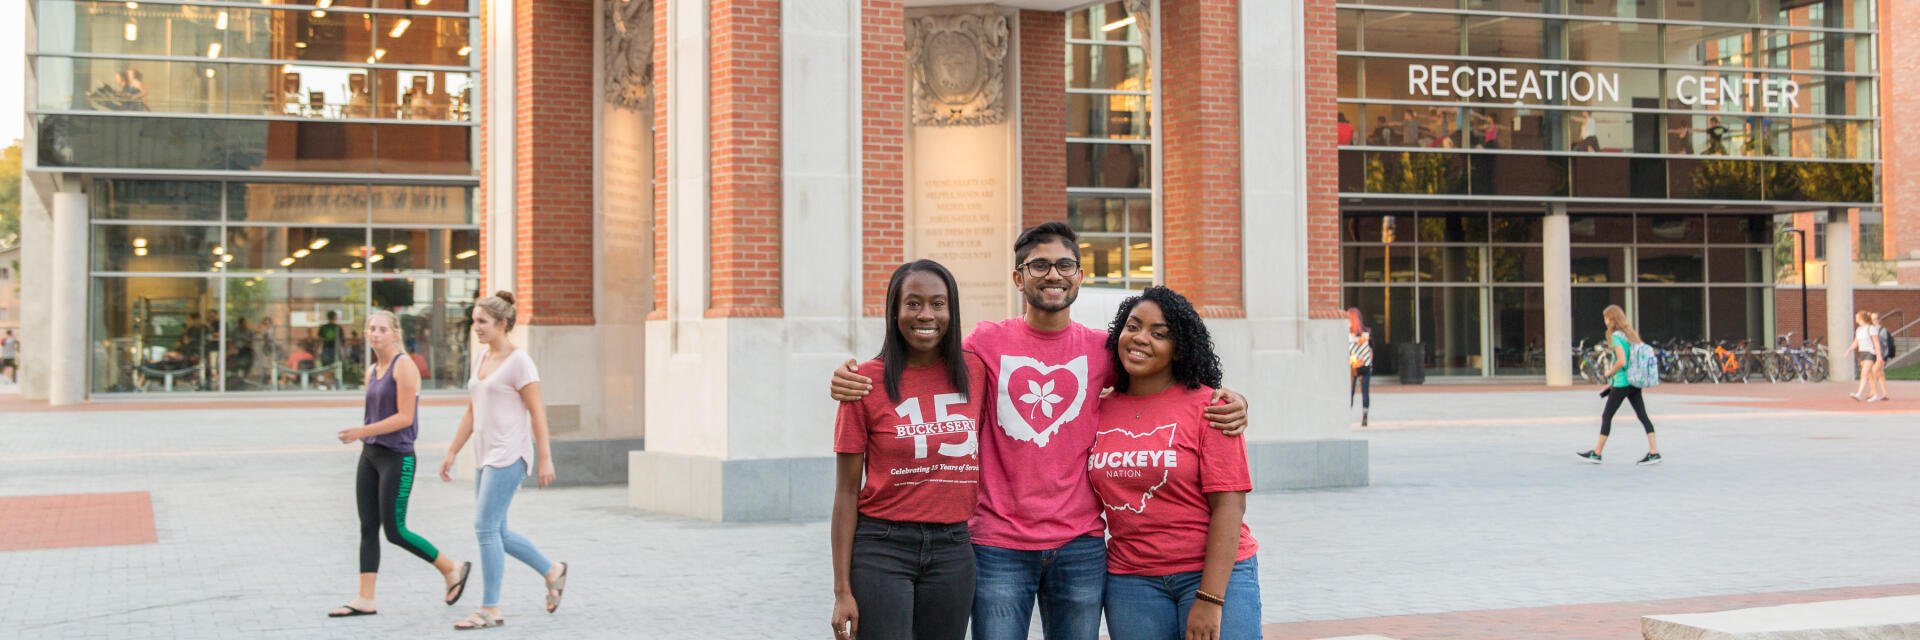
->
[861,1,906,317]
[514,0,596,325]
[1882,0,1916,269]
[1019,10,1066,230]
[1160,0,1243,317]
[650,0,670,320]
[706,0,783,318]
[1776,287,1920,344]
[479,0,491,288]
[1304,0,1343,319]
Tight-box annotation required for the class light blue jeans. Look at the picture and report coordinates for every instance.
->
[1103,556,1262,640]
[475,459,553,608]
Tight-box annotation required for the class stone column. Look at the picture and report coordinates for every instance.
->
[50,192,88,405]
[1825,209,1855,382]
[1543,205,1573,386]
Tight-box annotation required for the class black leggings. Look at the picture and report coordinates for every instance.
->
[357,444,440,573]
[1600,386,1655,437]
[1350,366,1372,409]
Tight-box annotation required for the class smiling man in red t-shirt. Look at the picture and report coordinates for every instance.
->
[833,223,1249,640]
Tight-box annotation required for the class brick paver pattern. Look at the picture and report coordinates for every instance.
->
[1,382,1916,638]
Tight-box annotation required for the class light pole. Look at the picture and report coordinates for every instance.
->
[1784,228,1808,347]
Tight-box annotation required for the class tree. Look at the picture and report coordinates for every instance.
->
[0,141,20,247]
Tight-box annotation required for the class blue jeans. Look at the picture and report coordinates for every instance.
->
[474,459,553,608]
[1103,556,1262,640]
[971,536,1106,640]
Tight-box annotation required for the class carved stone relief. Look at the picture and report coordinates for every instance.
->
[906,8,1010,127]
[604,0,653,112]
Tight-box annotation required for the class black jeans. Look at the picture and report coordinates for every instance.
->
[850,515,975,640]
[1600,386,1654,437]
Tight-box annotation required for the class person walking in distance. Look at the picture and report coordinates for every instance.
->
[438,291,568,630]
[1847,310,1885,402]
[1347,308,1373,427]
[1577,305,1661,465]
[1872,312,1893,401]
[829,222,1250,640]
[830,260,990,640]
[328,311,472,618]
[1093,287,1262,640]
[1,330,20,384]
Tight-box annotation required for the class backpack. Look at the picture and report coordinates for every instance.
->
[1626,341,1661,388]
[1882,327,1897,360]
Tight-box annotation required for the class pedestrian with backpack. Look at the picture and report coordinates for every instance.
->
[1577,305,1661,466]
[1846,311,1886,402]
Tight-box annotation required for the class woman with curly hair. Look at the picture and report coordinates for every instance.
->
[1090,287,1260,640]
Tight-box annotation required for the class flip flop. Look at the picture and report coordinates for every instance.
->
[445,561,472,606]
[454,610,504,630]
[545,562,568,613]
[328,604,377,618]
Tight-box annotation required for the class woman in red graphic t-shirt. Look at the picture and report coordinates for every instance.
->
[1090,287,1260,640]
[830,260,992,640]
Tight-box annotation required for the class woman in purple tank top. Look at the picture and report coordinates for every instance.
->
[328,310,472,618]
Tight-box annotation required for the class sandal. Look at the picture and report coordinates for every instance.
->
[445,561,472,606]
[545,562,568,613]
[454,610,504,630]
[327,604,377,618]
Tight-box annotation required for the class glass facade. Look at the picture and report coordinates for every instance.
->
[1336,1,1870,377]
[31,0,480,395]
[1066,2,1155,289]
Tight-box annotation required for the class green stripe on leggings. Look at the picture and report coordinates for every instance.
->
[395,456,441,560]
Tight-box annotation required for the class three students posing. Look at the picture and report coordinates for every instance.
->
[830,223,1261,640]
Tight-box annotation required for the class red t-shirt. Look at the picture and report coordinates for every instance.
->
[834,353,991,524]
[1089,384,1258,576]
[965,319,1115,550]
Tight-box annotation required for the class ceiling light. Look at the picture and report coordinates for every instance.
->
[293,249,310,258]
[125,1,136,8]
[134,247,148,256]
[124,22,137,41]
[366,56,376,64]
[350,261,363,269]
[133,238,147,248]
[313,10,326,18]
[280,257,296,266]
[244,280,255,287]
[386,243,407,253]
[388,18,411,38]
[309,238,329,250]
[205,68,216,78]
[295,41,307,48]
[455,250,477,260]
[457,45,472,57]
[369,254,385,263]
[374,49,387,60]
[339,268,350,273]
[1102,16,1135,32]
[311,278,323,284]
[215,10,228,29]
[206,42,221,58]
[212,245,224,254]
[317,0,332,8]
[221,254,235,263]
[417,0,431,5]
[281,63,293,73]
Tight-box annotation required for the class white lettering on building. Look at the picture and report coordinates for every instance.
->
[1405,65,1797,110]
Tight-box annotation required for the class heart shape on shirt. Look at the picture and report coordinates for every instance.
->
[994,355,1087,448]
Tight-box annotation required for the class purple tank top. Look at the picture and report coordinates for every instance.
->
[362,353,419,454]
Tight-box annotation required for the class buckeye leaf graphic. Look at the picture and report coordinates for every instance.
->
[1021,379,1064,419]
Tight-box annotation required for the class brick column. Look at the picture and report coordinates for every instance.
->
[862,0,906,317]
[1882,0,1918,280]
[650,0,671,320]
[1303,0,1342,318]
[1161,0,1242,317]
[707,0,782,318]
[515,0,596,325]
[1019,10,1066,229]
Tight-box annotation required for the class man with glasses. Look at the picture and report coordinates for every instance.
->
[831,222,1249,639]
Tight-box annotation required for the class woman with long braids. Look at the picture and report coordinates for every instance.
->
[439,291,569,630]
[1091,287,1261,640]
[829,260,989,640]
[329,310,471,618]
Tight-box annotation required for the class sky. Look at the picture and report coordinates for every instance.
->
[1,25,18,251]
[1,23,20,145]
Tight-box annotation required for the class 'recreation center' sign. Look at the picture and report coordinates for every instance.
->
[1406,64,1802,110]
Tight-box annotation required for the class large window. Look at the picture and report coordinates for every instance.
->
[1342,211,1546,376]
[1066,3,1154,289]
[88,179,480,394]
[1335,1,1878,206]
[1569,213,1774,349]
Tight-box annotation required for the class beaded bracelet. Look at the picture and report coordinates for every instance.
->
[1194,589,1226,606]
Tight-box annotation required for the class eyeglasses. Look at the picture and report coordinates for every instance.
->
[1020,259,1081,278]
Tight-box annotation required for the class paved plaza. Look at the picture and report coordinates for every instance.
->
[1,381,1917,638]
